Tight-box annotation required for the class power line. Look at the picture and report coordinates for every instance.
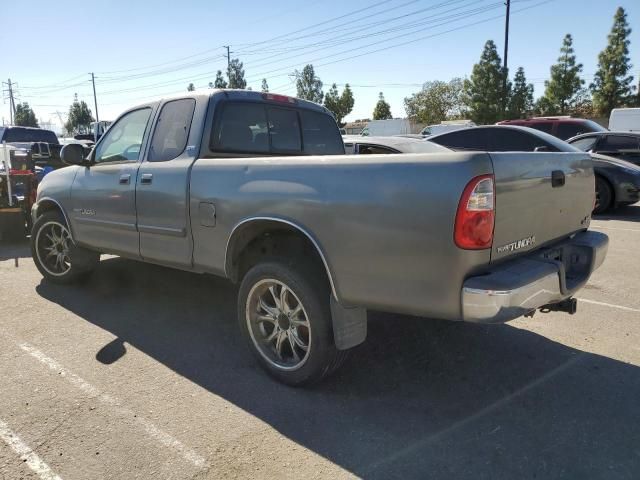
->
[245,0,514,82]
[232,0,395,48]
[95,48,226,75]
[96,55,228,83]
[234,0,424,54]
[244,0,499,73]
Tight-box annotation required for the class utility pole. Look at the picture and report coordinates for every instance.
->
[90,72,99,142]
[224,45,231,87]
[4,79,16,124]
[502,0,511,117]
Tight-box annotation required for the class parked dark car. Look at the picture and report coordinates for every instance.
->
[496,116,607,140]
[567,132,640,166]
[429,125,640,214]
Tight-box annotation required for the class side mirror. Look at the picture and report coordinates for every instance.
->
[534,145,550,152]
[60,143,88,166]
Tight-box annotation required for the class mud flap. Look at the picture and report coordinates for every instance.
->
[330,296,367,350]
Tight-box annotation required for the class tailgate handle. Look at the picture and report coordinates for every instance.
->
[551,170,565,188]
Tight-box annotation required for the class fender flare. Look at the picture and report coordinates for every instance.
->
[224,216,339,300]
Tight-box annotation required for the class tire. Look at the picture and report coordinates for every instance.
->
[594,176,613,215]
[238,260,349,386]
[31,211,100,284]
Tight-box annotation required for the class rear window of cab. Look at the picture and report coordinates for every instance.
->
[210,102,344,156]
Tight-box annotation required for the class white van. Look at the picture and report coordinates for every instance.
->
[609,108,640,132]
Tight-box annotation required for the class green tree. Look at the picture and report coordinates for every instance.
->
[261,79,269,93]
[464,40,508,124]
[590,7,635,116]
[404,78,466,124]
[228,59,246,89]
[64,94,94,134]
[187,83,195,92]
[213,70,227,88]
[508,67,534,119]
[372,92,392,120]
[14,102,39,127]
[323,83,354,125]
[539,34,584,114]
[295,64,324,104]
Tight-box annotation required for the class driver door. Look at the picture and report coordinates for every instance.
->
[70,106,155,256]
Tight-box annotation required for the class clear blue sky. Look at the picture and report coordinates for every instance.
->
[1,0,638,131]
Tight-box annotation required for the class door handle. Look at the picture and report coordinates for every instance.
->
[119,174,131,185]
[140,173,153,185]
[551,170,565,188]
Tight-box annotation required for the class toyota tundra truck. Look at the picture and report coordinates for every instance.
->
[30,89,608,385]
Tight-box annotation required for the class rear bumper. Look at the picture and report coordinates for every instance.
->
[462,230,608,323]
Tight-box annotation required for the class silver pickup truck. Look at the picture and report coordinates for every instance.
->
[31,90,608,385]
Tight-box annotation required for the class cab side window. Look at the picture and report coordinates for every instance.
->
[431,129,488,151]
[148,99,196,162]
[489,129,539,151]
[94,108,152,163]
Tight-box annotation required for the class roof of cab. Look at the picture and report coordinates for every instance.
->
[132,88,330,114]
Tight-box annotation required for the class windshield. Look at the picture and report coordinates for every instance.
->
[581,119,608,133]
[569,136,598,151]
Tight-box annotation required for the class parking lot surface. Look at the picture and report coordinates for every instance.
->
[1,205,639,480]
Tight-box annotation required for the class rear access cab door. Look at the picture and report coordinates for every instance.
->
[135,95,208,267]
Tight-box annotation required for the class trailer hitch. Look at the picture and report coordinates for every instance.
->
[539,298,578,315]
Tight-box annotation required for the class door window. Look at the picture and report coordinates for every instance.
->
[430,129,488,150]
[94,108,152,163]
[599,135,639,152]
[528,123,553,134]
[148,99,196,161]
[489,129,542,151]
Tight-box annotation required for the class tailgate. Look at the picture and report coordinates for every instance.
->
[490,152,594,262]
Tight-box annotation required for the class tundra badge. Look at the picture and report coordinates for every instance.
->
[496,236,536,254]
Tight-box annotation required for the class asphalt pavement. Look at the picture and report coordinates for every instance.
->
[0,205,639,479]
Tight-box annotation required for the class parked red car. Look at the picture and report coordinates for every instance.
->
[496,116,607,140]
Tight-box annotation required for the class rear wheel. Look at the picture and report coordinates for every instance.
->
[31,211,99,284]
[238,260,348,386]
[594,176,613,214]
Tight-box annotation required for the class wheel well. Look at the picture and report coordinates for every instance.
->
[226,220,333,291]
[596,174,615,202]
[36,199,64,219]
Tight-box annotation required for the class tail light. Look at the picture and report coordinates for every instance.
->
[454,174,495,249]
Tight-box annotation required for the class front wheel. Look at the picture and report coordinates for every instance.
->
[31,211,99,284]
[238,260,348,386]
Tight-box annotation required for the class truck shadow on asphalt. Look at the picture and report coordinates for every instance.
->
[0,238,30,261]
[36,257,639,479]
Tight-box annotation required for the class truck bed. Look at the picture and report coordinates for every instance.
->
[189,150,595,320]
